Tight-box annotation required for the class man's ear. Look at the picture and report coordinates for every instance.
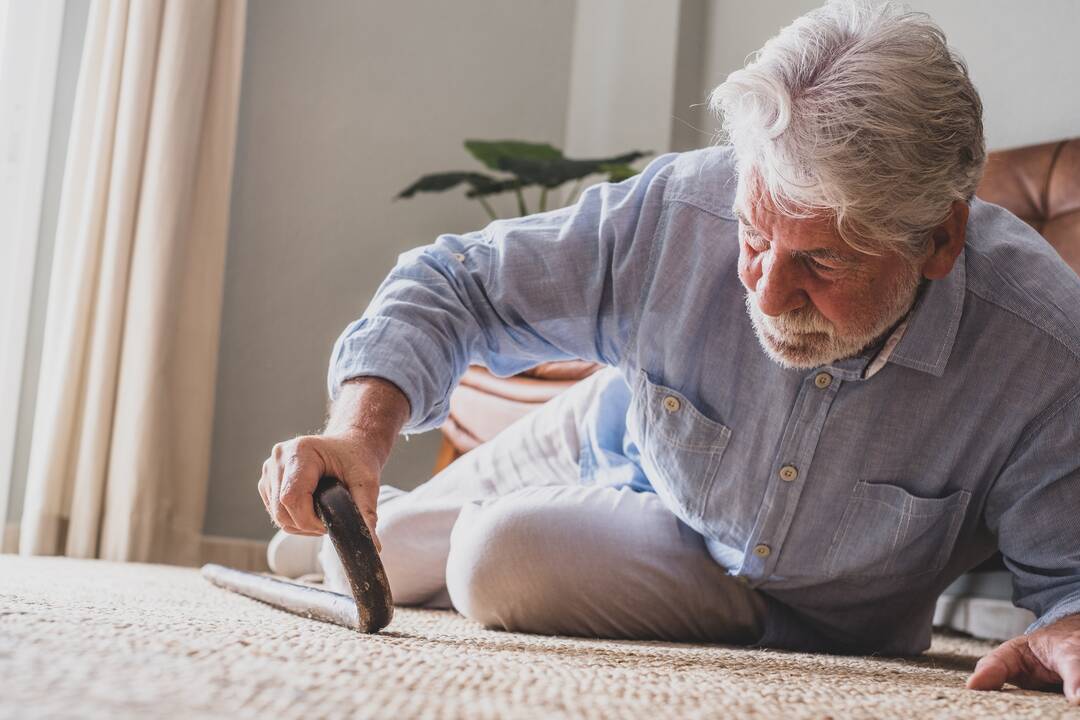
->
[921,200,969,280]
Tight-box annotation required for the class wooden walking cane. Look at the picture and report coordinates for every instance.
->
[202,476,394,633]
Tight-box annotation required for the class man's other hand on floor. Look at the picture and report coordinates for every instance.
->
[968,613,1080,704]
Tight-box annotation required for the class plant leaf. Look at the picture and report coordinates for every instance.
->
[396,171,504,199]
[464,178,529,198]
[599,163,638,183]
[396,147,651,209]
[464,140,564,171]
[500,150,650,187]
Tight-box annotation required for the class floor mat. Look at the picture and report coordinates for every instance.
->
[0,556,1070,719]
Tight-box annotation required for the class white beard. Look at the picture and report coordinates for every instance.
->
[745,269,923,370]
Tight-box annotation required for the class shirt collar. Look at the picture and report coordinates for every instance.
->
[885,247,967,377]
[822,318,906,382]
[864,317,909,379]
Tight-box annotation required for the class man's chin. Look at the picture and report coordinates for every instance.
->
[758,329,840,370]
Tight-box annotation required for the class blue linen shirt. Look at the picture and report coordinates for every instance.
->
[328,146,1080,655]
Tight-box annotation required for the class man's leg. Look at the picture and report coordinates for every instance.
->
[445,483,767,644]
[321,367,620,606]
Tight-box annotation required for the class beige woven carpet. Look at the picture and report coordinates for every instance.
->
[1,556,1072,719]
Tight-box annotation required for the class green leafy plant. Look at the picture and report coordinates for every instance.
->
[396,140,650,220]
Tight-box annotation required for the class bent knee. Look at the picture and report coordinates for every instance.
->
[444,492,578,631]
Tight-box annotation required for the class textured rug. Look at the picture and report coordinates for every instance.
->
[0,556,1071,719]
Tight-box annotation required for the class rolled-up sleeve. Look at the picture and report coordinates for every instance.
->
[327,152,678,432]
[986,390,1080,633]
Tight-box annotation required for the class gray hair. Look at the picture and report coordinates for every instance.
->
[709,0,985,261]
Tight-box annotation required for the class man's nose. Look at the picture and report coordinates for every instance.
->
[754,254,808,317]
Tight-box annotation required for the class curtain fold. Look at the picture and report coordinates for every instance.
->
[19,0,246,565]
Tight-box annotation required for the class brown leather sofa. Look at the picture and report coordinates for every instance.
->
[435,137,1080,474]
[978,138,1080,272]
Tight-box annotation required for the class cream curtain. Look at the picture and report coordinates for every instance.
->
[19,0,246,565]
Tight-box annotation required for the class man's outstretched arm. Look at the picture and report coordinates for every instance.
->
[258,152,680,537]
[968,391,1080,704]
[326,151,679,435]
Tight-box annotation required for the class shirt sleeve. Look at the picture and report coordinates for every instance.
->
[326,152,679,432]
[985,389,1080,634]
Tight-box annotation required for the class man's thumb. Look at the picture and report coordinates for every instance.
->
[967,651,1012,691]
[345,485,382,554]
[363,511,382,554]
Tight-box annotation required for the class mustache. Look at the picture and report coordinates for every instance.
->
[744,294,834,337]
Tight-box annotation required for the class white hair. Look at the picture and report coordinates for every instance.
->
[709,0,985,261]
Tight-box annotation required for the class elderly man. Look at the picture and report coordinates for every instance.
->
[259,0,1080,703]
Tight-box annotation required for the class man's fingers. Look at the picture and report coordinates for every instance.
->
[257,434,386,544]
[967,652,1012,691]
[257,476,270,515]
[279,449,326,534]
[968,635,1067,695]
[276,520,321,537]
[967,637,1033,691]
[1052,645,1080,705]
[261,469,303,535]
[271,462,295,530]
[259,477,310,537]
[284,527,323,537]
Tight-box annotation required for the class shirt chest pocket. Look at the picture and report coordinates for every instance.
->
[824,481,971,580]
[629,370,731,532]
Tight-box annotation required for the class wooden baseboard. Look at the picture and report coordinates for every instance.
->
[1,522,268,572]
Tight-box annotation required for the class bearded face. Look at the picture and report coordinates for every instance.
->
[735,184,927,370]
[744,262,922,369]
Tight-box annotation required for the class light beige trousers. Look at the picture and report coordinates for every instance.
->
[321,369,767,644]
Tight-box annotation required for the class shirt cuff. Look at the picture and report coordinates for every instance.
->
[327,315,455,433]
[1026,589,1080,634]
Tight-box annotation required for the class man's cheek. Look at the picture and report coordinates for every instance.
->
[811,294,853,334]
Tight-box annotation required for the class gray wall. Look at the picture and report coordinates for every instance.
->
[203,0,577,539]
[694,0,1080,152]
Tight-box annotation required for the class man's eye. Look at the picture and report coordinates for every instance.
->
[742,229,768,253]
[805,256,841,273]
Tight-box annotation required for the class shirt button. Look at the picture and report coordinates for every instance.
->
[663,396,681,413]
[753,544,771,558]
[452,252,466,262]
[814,372,833,389]
[779,465,798,482]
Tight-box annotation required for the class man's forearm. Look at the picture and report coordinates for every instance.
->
[323,376,411,469]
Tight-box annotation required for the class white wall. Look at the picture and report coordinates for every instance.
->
[202,0,577,539]
[696,0,1080,152]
